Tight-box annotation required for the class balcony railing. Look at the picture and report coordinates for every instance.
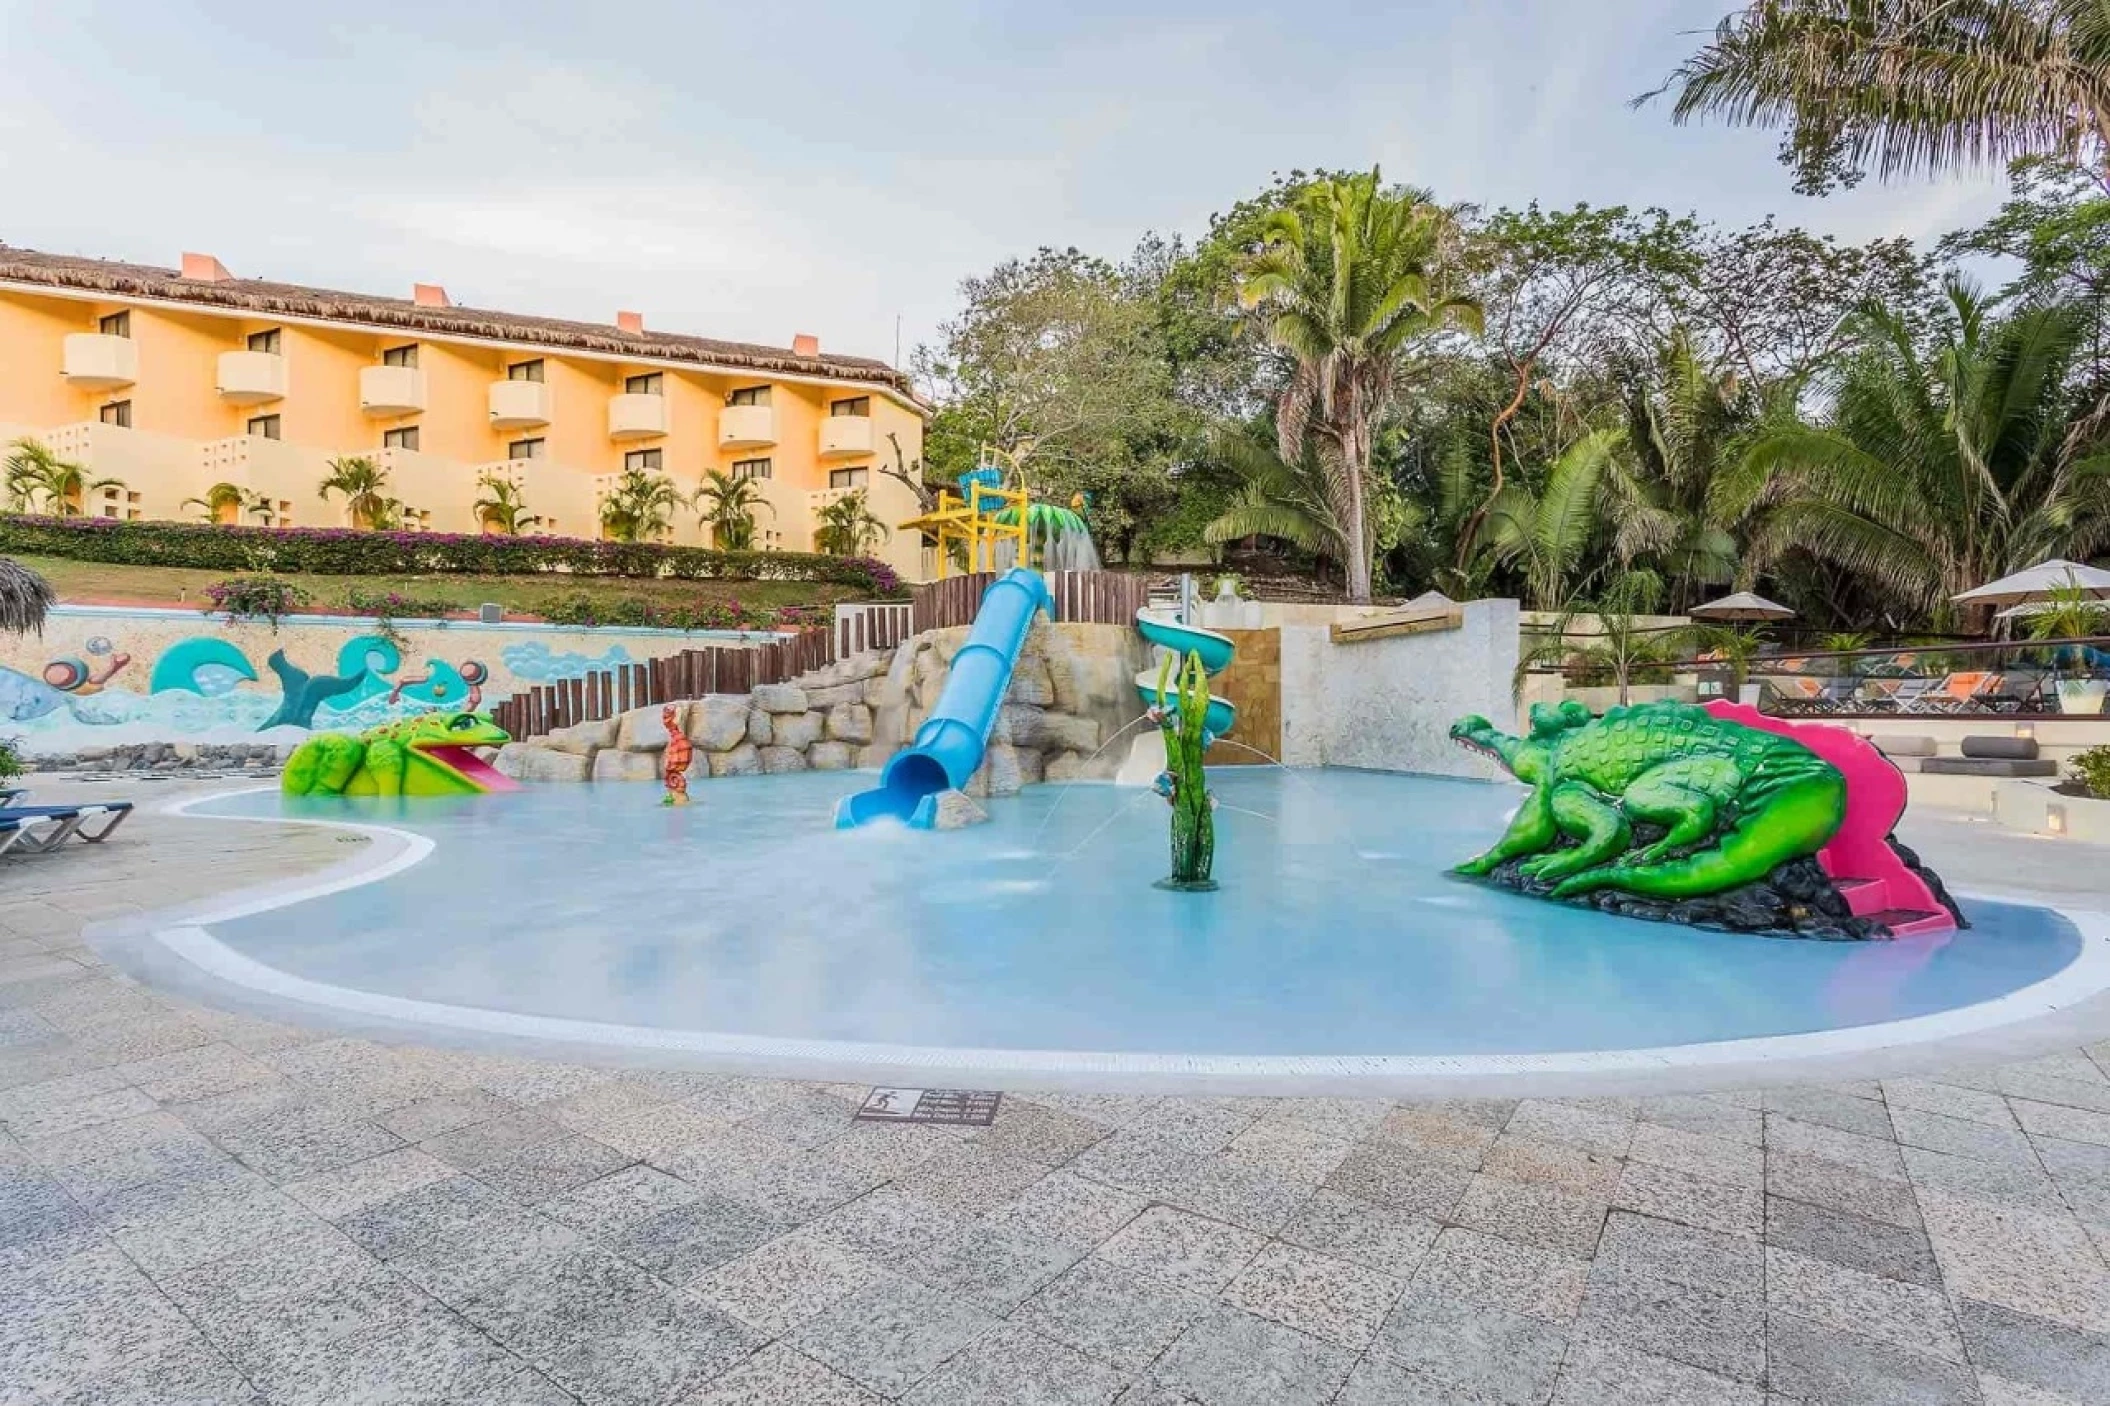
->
[61,334,137,390]
[718,404,775,450]
[607,392,667,440]
[488,379,551,430]
[819,414,873,458]
[1746,637,2110,719]
[359,365,426,417]
[215,350,286,405]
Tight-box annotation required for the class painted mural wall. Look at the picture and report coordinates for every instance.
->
[0,607,768,755]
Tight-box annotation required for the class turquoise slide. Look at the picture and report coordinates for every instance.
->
[835,567,1054,828]
[1134,608,1237,736]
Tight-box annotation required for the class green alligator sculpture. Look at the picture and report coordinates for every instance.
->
[1449,700,1846,900]
[282,711,513,797]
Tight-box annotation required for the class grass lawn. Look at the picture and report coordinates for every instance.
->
[14,554,859,619]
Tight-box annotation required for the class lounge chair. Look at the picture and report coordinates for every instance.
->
[1902,671,2008,715]
[0,802,134,857]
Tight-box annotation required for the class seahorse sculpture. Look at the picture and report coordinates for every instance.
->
[1150,648,1217,891]
[661,705,693,806]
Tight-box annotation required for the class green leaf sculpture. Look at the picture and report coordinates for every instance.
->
[1153,647,1218,891]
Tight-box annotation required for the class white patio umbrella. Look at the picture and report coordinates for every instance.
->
[1689,590,1795,622]
[1952,559,2110,606]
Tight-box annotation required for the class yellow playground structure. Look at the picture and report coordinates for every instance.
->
[898,456,1099,578]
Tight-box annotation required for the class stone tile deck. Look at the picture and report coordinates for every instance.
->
[1,787,2108,1403]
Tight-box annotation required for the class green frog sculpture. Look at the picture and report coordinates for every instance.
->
[282,711,517,797]
[1449,700,1846,901]
[1149,648,1218,891]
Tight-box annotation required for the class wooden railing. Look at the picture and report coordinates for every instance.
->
[835,601,914,657]
[492,627,832,740]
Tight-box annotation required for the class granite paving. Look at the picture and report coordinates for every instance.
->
[0,785,2107,1402]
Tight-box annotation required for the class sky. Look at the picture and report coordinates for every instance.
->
[0,0,2012,377]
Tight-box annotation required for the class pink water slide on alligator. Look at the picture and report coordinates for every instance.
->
[1702,701,1954,937]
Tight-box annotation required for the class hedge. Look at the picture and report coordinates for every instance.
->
[0,515,903,597]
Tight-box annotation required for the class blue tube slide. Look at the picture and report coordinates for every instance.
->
[834,567,1054,828]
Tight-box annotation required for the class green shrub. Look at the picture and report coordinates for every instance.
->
[0,736,25,784]
[343,588,455,620]
[534,592,813,633]
[2071,745,2110,800]
[0,515,905,598]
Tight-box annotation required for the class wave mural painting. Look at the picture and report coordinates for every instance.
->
[0,607,743,756]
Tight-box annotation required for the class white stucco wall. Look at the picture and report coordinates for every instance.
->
[1279,598,1520,778]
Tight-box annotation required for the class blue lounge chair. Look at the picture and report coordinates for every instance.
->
[0,802,134,857]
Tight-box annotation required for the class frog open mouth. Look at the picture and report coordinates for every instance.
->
[413,742,520,792]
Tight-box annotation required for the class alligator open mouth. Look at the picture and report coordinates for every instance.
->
[1451,735,1503,763]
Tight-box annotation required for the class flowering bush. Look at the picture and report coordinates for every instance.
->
[202,575,310,627]
[343,588,454,620]
[0,516,907,598]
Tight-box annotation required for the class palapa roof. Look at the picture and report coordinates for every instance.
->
[0,244,914,399]
[0,558,55,636]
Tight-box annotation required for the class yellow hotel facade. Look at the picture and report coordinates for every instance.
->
[0,246,929,579]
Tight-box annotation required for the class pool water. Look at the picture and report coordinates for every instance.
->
[198,769,2084,1058]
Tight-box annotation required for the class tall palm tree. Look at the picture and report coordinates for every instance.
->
[1482,427,1627,609]
[1238,170,1482,602]
[317,456,394,529]
[693,469,774,549]
[182,481,272,526]
[813,489,890,556]
[473,475,544,536]
[1200,429,1348,569]
[5,437,123,516]
[599,466,686,543]
[1646,1,2110,192]
[1720,277,2110,628]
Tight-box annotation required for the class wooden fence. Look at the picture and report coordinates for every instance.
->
[495,570,1154,742]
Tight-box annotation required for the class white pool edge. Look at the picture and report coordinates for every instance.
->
[144,787,2110,1083]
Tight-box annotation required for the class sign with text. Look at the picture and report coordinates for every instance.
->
[854,1087,1002,1126]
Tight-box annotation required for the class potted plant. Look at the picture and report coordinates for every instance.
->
[2026,583,2110,714]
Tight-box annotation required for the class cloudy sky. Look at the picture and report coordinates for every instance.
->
[0,0,2007,373]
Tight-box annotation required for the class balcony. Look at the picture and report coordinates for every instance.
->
[215,350,286,405]
[488,379,552,430]
[607,393,667,440]
[358,365,427,417]
[718,404,776,450]
[819,414,873,459]
[62,334,138,390]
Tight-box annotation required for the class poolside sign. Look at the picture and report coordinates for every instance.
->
[856,1087,1002,1126]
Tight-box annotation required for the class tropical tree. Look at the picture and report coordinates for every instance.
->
[1238,169,1482,601]
[473,474,543,536]
[5,438,123,516]
[1647,0,2110,194]
[598,466,686,543]
[182,481,272,526]
[316,456,394,530]
[1199,429,1346,569]
[1516,570,1679,706]
[1720,278,2110,628]
[1481,427,1628,609]
[694,469,774,549]
[813,489,890,556]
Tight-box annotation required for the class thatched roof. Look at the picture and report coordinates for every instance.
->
[0,558,55,635]
[0,245,914,398]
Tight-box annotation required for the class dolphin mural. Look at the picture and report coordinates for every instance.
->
[258,650,369,730]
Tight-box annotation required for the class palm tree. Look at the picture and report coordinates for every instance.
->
[599,466,686,543]
[473,474,544,536]
[1238,170,1482,602]
[6,438,123,516]
[1720,277,2110,629]
[1481,427,1627,609]
[1601,332,1748,610]
[813,489,890,556]
[693,469,774,549]
[182,481,272,526]
[1516,569,1680,706]
[317,456,394,529]
[1199,429,1347,569]
[1646,1,2110,192]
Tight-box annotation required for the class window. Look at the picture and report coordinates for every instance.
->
[624,372,664,396]
[247,328,282,355]
[830,397,871,418]
[98,400,131,428]
[828,467,868,490]
[727,386,771,407]
[507,360,544,382]
[732,458,772,481]
[508,437,545,461]
[383,426,420,451]
[623,448,663,472]
[381,344,419,368]
[98,311,130,338]
[246,414,281,440]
